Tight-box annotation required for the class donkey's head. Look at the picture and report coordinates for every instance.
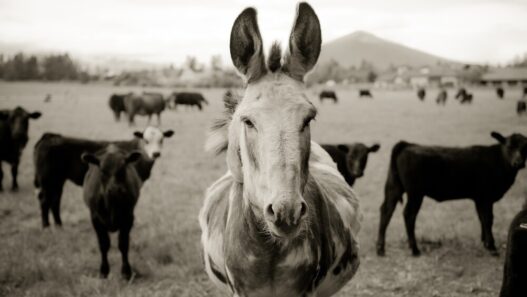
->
[210,3,321,240]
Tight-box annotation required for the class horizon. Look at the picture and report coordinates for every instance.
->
[1,0,526,67]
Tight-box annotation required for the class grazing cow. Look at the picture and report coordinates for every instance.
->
[44,94,52,103]
[319,90,338,103]
[517,101,526,116]
[497,87,505,99]
[455,88,466,100]
[436,89,447,105]
[455,88,473,103]
[322,143,380,187]
[167,92,208,110]
[417,88,426,101]
[108,93,128,121]
[499,208,527,297]
[33,127,173,228]
[82,145,143,280]
[359,89,372,98]
[0,107,41,191]
[377,132,527,257]
[200,4,361,297]
[123,92,165,125]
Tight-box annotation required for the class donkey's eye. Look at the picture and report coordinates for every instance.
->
[243,118,255,129]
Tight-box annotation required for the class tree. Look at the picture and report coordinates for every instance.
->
[210,55,223,71]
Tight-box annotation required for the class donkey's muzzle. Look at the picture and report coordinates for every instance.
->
[264,200,308,236]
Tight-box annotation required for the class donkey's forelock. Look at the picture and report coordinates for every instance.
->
[205,90,242,154]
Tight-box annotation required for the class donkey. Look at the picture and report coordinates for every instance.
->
[199,3,361,297]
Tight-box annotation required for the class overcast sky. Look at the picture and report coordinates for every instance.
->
[0,0,526,66]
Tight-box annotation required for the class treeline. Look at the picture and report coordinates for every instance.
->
[307,59,377,85]
[0,53,89,81]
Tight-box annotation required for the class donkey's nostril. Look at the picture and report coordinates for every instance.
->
[265,204,275,218]
[299,202,307,218]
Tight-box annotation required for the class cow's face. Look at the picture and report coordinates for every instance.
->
[492,132,527,169]
[338,143,380,178]
[4,107,41,148]
[82,146,142,199]
[134,126,174,159]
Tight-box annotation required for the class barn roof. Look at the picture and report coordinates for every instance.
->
[481,68,527,81]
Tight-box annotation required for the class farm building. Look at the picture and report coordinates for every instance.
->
[406,66,459,88]
[480,68,527,86]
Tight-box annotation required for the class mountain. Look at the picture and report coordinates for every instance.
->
[318,31,458,69]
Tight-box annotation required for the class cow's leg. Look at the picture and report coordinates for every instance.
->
[92,218,111,278]
[377,184,403,256]
[0,162,3,191]
[50,185,64,226]
[128,114,135,126]
[10,162,19,191]
[404,194,424,256]
[476,201,498,255]
[37,188,51,228]
[157,113,161,126]
[119,218,134,280]
[147,114,152,125]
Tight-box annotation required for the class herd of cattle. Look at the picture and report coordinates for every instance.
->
[1,88,527,294]
[3,13,527,296]
[319,86,527,115]
[107,91,209,125]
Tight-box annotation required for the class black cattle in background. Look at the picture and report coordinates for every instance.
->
[436,90,447,105]
[359,89,373,98]
[417,88,426,101]
[517,101,526,116]
[167,92,208,110]
[82,145,143,280]
[319,90,338,103]
[455,88,466,100]
[0,107,41,191]
[497,87,505,99]
[33,127,173,228]
[123,92,166,126]
[108,93,128,121]
[499,208,527,297]
[322,143,380,187]
[523,87,527,98]
[377,132,527,257]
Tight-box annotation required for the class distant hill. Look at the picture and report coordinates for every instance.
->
[318,31,459,70]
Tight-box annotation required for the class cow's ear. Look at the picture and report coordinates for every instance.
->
[133,131,143,139]
[491,131,506,144]
[126,151,142,164]
[29,111,42,119]
[82,153,100,166]
[163,130,174,138]
[337,144,349,153]
[369,144,380,153]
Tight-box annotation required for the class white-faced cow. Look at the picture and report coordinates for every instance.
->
[377,132,527,257]
[322,143,380,187]
[0,107,41,191]
[82,145,143,280]
[199,3,361,297]
[33,126,173,228]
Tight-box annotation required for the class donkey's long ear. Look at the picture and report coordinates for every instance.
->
[282,2,322,81]
[230,7,267,83]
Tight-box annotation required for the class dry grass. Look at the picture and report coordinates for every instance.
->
[0,81,526,297]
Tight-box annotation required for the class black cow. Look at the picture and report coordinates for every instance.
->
[517,101,526,116]
[167,92,208,110]
[497,87,505,99]
[417,88,426,101]
[123,92,166,126]
[0,107,41,191]
[499,208,527,297]
[377,132,527,257]
[108,93,128,121]
[436,90,447,105]
[359,89,373,98]
[33,127,173,228]
[455,88,473,104]
[82,145,143,280]
[322,143,380,187]
[523,87,527,98]
[319,90,338,103]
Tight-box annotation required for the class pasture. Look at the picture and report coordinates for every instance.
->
[0,81,526,297]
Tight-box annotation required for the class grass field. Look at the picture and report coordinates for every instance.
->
[1,81,526,297]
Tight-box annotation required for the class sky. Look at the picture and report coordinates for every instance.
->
[0,0,526,66]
